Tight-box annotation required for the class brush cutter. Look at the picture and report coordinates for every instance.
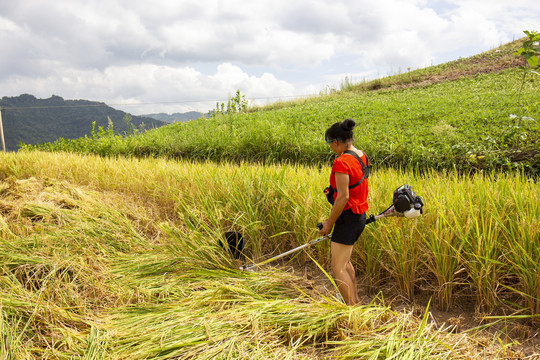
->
[239,184,424,271]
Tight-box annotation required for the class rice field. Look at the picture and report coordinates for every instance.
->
[0,150,538,358]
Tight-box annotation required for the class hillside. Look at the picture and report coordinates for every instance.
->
[22,39,540,176]
[142,111,208,123]
[0,94,167,151]
[346,38,526,92]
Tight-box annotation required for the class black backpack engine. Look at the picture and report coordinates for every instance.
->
[392,184,424,217]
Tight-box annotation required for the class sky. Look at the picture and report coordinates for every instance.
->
[1,0,539,115]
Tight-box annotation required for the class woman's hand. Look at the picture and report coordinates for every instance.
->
[318,220,333,236]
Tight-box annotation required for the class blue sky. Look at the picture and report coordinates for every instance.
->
[1,0,538,114]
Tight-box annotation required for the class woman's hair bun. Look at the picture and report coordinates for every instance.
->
[342,118,356,131]
[324,118,356,142]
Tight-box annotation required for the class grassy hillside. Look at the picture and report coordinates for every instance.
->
[22,39,540,175]
[1,151,538,358]
[141,111,208,123]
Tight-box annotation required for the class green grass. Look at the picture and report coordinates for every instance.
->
[21,43,540,176]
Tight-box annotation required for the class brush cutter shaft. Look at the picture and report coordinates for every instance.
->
[239,185,424,271]
[366,204,401,224]
[240,234,330,271]
[316,206,395,230]
[241,205,405,271]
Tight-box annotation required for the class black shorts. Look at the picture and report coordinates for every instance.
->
[331,209,367,246]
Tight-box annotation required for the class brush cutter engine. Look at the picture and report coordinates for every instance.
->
[392,184,424,219]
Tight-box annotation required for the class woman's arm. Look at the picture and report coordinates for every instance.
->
[319,172,349,236]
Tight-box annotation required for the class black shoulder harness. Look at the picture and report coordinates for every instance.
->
[342,150,370,189]
[324,150,371,205]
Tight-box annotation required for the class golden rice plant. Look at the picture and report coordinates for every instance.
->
[0,150,538,359]
[2,151,539,315]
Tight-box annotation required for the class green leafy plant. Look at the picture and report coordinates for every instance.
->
[123,113,133,135]
[228,89,248,113]
[514,30,540,69]
[210,90,248,117]
[513,30,540,121]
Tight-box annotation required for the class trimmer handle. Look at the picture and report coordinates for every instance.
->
[318,215,376,230]
[365,214,376,224]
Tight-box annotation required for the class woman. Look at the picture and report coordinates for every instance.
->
[318,119,369,305]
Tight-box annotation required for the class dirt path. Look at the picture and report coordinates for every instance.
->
[281,260,540,359]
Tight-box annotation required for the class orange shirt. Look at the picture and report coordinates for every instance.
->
[330,151,369,214]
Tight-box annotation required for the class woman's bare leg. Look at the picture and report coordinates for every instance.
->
[346,261,361,304]
[331,242,358,305]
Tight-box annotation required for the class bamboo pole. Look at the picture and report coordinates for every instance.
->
[0,106,5,152]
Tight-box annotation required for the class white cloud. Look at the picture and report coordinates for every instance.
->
[0,0,539,114]
[2,62,296,114]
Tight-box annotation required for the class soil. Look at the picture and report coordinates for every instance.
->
[281,260,540,360]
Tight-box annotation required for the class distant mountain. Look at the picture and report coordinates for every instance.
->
[0,94,167,151]
[142,111,208,123]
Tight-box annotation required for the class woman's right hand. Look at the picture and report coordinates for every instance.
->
[318,220,332,237]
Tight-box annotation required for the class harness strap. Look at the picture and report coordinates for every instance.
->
[333,150,370,191]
